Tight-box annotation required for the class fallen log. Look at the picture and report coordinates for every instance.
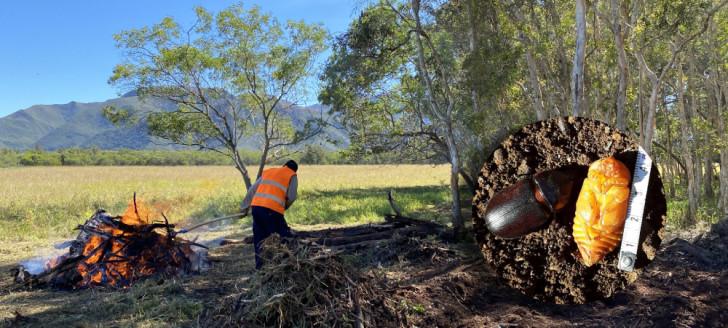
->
[292,223,397,238]
[218,192,448,247]
[311,225,433,246]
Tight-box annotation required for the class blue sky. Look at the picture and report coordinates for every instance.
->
[0,0,359,118]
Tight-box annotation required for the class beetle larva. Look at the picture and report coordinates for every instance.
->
[572,156,631,266]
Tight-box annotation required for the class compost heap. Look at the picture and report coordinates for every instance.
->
[15,198,208,289]
[473,117,667,304]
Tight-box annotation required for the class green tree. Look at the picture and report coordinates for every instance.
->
[299,145,328,164]
[108,4,328,188]
[320,0,521,237]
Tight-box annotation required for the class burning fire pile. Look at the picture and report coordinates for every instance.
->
[15,196,209,289]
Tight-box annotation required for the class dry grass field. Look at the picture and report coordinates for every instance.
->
[0,164,452,254]
[0,164,457,327]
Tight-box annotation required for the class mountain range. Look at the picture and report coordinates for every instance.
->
[0,93,346,151]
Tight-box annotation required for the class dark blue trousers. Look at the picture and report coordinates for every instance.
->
[252,206,292,269]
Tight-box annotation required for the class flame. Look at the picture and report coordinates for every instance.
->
[120,197,153,225]
[72,196,196,288]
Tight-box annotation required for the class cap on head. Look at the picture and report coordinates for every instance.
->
[284,160,298,172]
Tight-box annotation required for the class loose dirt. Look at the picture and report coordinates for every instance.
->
[4,219,726,327]
[385,219,727,327]
[473,117,667,304]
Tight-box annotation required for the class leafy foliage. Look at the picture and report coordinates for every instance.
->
[108,3,328,186]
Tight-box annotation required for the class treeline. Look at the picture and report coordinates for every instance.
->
[0,146,433,167]
[318,0,728,229]
[0,149,236,167]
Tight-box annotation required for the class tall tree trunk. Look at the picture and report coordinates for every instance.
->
[411,0,464,237]
[611,0,629,130]
[572,0,587,116]
[635,50,660,154]
[447,131,465,237]
[466,0,481,117]
[716,79,728,215]
[666,114,676,198]
[543,0,572,113]
[525,50,547,120]
[705,155,715,199]
[676,62,697,225]
[707,19,728,215]
[505,2,547,120]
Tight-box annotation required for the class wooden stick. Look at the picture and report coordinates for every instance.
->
[176,213,247,234]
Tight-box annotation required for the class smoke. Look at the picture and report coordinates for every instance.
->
[19,244,71,275]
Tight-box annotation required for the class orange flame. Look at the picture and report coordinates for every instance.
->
[73,196,196,288]
[120,197,153,225]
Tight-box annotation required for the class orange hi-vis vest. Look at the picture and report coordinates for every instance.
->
[251,166,296,214]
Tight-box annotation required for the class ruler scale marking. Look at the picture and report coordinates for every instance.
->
[618,146,652,272]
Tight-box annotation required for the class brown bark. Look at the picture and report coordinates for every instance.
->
[704,155,715,199]
[715,77,728,214]
[676,62,697,225]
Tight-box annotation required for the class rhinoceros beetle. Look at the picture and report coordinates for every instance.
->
[484,169,575,239]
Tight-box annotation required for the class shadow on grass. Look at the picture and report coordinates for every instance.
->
[186,184,470,229]
[0,185,474,326]
[0,242,257,328]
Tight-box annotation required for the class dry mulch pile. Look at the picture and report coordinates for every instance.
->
[201,218,727,328]
[200,231,459,328]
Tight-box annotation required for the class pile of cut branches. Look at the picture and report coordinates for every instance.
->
[201,234,398,327]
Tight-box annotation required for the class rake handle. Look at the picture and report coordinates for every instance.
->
[177,213,247,234]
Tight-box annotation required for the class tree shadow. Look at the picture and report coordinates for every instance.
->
[1,242,256,327]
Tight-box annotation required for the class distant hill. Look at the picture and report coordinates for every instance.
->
[0,93,347,151]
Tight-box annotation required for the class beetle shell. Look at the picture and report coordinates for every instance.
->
[572,157,631,266]
[484,170,575,239]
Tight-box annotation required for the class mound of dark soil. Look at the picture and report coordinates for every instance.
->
[473,117,667,304]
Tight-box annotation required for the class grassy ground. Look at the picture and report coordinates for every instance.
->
[0,164,455,326]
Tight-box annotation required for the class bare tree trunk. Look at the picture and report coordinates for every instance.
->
[666,114,676,198]
[505,1,547,120]
[676,62,697,225]
[411,0,464,237]
[705,155,715,199]
[611,0,628,130]
[232,149,253,189]
[643,81,659,154]
[257,139,270,180]
[707,18,728,215]
[572,0,587,116]
[525,49,548,120]
[447,131,465,237]
[635,0,728,153]
[716,80,728,215]
[543,0,572,112]
[466,0,481,117]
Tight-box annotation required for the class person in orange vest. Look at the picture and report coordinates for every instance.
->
[240,160,298,269]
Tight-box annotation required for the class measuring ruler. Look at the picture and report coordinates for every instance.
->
[618,146,653,272]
